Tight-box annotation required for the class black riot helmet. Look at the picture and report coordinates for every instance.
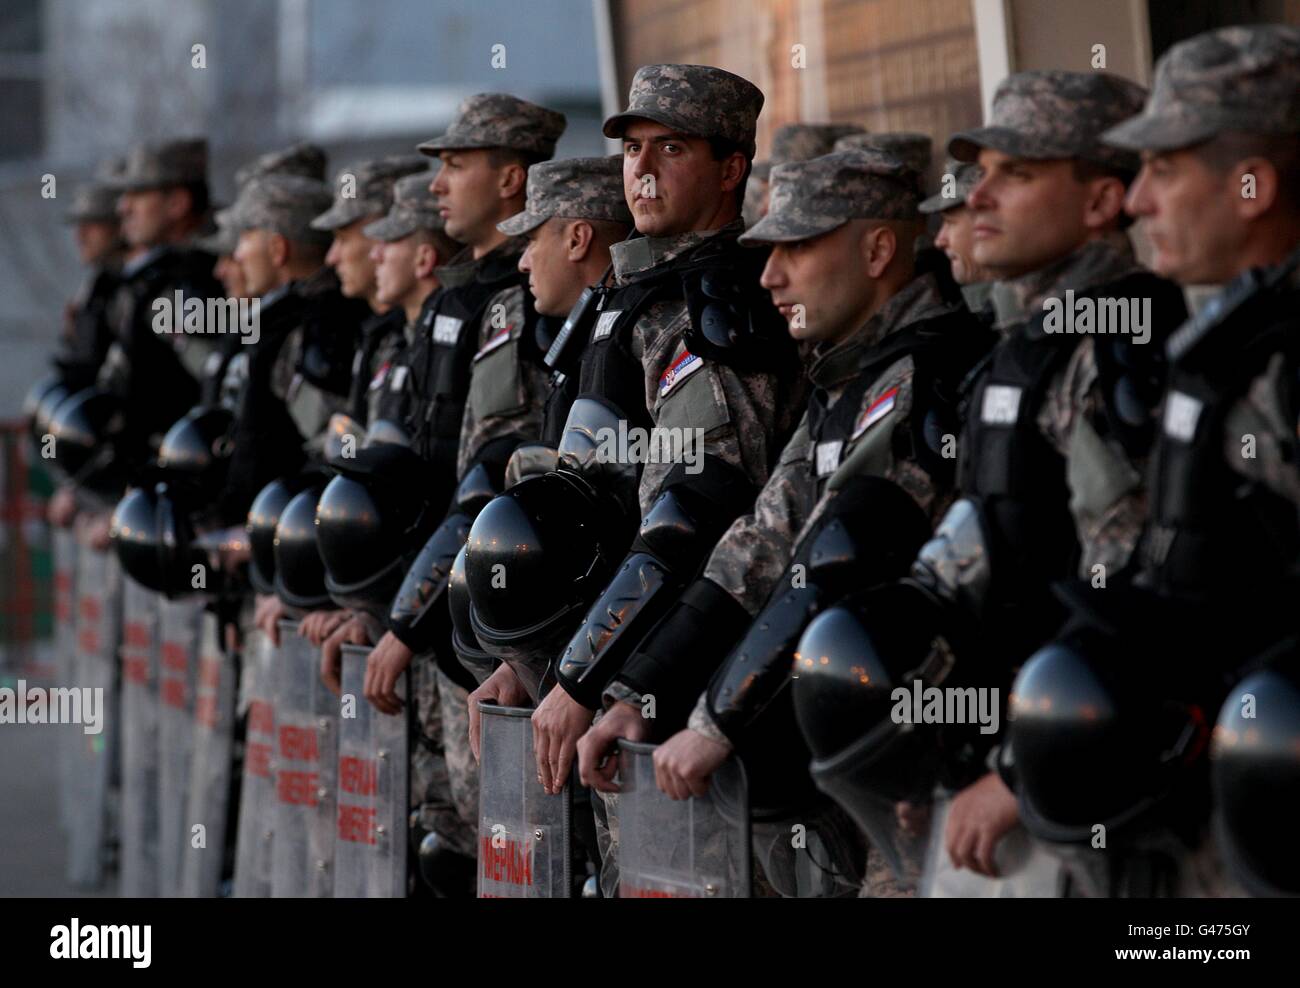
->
[273,485,330,610]
[110,485,166,592]
[1211,653,1300,896]
[46,386,126,490]
[1006,632,1211,846]
[156,481,213,597]
[448,544,496,686]
[24,375,67,446]
[157,405,235,497]
[466,471,625,687]
[110,482,211,597]
[246,478,299,595]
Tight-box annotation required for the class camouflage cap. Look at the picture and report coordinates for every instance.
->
[363,170,448,242]
[417,93,567,158]
[497,155,633,236]
[835,132,933,179]
[65,157,126,223]
[310,155,429,231]
[227,174,334,246]
[234,141,328,188]
[948,70,1147,173]
[111,138,208,191]
[1102,25,1300,152]
[603,64,765,159]
[770,123,867,167]
[739,149,921,244]
[919,158,982,214]
[194,212,238,255]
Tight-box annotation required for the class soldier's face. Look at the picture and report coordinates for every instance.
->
[213,253,247,299]
[372,236,420,308]
[621,121,744,237]
[966,150,1099,278]
[760,221,877,344]
[1125,148,1247,285]
[74,220,118,266]
[234,229,277,297]
[934,207,985,285]
[325,220,380,300]
[432,150,506,246]
[118,188,172,247]
[519,218,582,317]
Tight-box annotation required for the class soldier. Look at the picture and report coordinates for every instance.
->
[1001,24,1300,897]
[577,149,992,896]
[920,157,996,313]
[744,121,865,226]
[356,94,566,894]
[835,131,934,188]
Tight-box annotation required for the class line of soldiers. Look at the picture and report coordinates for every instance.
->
[30,22,1300,897]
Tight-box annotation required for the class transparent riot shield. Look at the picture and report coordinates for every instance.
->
[64,547,122,889]
[53,527,78,835]
[271,620,338,897]
[476,704,572,898]
[333,643,408,898]
[157,595,203,897]
[118,577,160,897]
[919,793,1067,897]
[180,610,238,897]
[232,629,276,897]
[616,740,751,898]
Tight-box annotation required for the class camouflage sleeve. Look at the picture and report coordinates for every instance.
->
[701,416,816,615]
[1224,353,1300,505]
[1038,338,1146,577]
[633,299,799,516]
[455,284,550,478]
[687,693,733,749]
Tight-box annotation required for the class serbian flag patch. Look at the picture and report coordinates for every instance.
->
[658,349,704,398]
[851,387,898,440]
[474,324,513,361]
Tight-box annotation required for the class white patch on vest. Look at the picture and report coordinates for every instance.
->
[202,350,223,377]
[658,349,704,398]
[432,314,463,346]
[815,440,843,477]
[851,387,899,441]
[981,384,1022,425]
[1163,390,1203,442]
[388,365,409,392]
[592,309,622,342]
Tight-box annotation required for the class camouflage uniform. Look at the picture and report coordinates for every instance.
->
[918,157,993,314]
[744,122,866,227]
[834,131,933,189]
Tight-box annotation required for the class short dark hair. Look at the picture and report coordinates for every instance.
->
[1071,158,1136,230]
[1192,130,1300,215]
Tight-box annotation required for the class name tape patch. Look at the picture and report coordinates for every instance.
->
[432,314,463,346]
[981,384,1022,425]
[592,309,622,342]
[1163,391,1203,442]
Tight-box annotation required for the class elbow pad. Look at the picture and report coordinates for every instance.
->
[554,458,754,710]
[708,476,933,745]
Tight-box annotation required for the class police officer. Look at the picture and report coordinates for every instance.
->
[579,149,992,896]
[744,121,865,226]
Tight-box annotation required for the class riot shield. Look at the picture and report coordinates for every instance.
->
[616,740,751,898]
[919,794,1066,897]
[64,547,122,889]
[118,577,160,897]
[157,595,203,897]
[270,620,338,897]
[333,643,408,898]
[232,628,276,897]
[476,704,572,898]
[180,611,238,897]
[53,527,78,835]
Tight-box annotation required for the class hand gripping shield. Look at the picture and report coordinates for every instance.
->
[476,703,573,898]
[53,527,79,835]
[919,793,1066,897]
[232,629,277,897]
[64,547,123,889]
[333,643,408,898]
[271,620,338,897]
[157,594,203,896]
[180,610,238,896]
[616,740,751,898]
[118,576,161,897]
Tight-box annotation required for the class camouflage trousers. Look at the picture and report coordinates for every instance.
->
[409,654,478,858]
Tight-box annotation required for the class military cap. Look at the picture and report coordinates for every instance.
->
[111,138,208,190]
[498,155,633,236]
[65,156,126,223]
[194,213,238,255]
[835,132,933,178]
[417,93,567,159]
[234,141,328,188]
[311,155,429,231]
[740,149,921,244]
[948,70,1147,173]
[603,64,765,159]
[1103,25,1300,152]
[363,170,449,242]
[919,158,982,214]
[227,174,334,246]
